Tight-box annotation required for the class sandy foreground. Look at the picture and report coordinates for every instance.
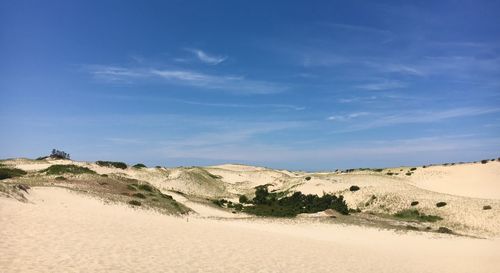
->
[1,187,499,273]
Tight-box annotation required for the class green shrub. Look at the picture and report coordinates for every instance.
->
[481,159,488,164]
[55,176,67,181]
[437,227,453,234]
[436,202,447,208]
[0,167,27,180]
[410,167,417,171]
[101,174,108,177]
[96,161,127,169]
[405,172,412,176]
[132,163,147,168]
[483,205,492,210]
[127,184,137,191]
[42,165,96,175]
[349,185,360,192]
[373,169,384,172]
[305,176,311,181]
[207,173,222,179]
[137,184,153,192]
[410,201,419,206]
[394,209,442,222]
[244,186,349,217]
[132,193,146,199]
[239,195,249,204]
[128,200,142,206]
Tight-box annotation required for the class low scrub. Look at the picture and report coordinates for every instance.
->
[243,185,349,217]
[239,195,249,204]
[410,201,419,206]
[132,193,147,199]
[437,227,453,234]
[480,159,488,164]
[0,167,27,180]
[436,202,447,208]
[132,163,147,168]
[96,161,127,169]
[128,200,142,206]
[483,205,492,210]
[394,209,442,222]
[349,185,360,192]
[42,164,96,175]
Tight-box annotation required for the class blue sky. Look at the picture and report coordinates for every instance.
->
[1,0,499,170]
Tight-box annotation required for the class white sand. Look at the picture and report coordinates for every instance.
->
[1,187,499,273]
[407,162,500,199]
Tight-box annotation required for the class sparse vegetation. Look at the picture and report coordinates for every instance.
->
[137,184,153,192]
[132,193,146,199]
[394,209,442,222]
[132,163,147,168]
[239,195,249,204]
[349,185,360,192]
[96,161,127,169]
[42,164,96,175]
[481,159,488,164]
[405,172,412,176]
[128,200,142,206]
[305,176,311,181]
[410,201,419,206]
[243,185,349,217]
[436,202,447,208]
[410,167,417,171]
[483,205,492,210]
[0,167,27,180]
[55,176,67,181]
[437,227,453,234]
[207,173,222,179]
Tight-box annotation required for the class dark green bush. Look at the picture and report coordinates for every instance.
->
[0,167,27,180]
[483,205,492,210]
[245,186,349,217]
[137,184,153,192]
[349,185,360,192]
[481,159,488,164]
[436,202,447,208]
[132,163,147,168]
[405,172,412,176]
[410,167,417,171]
[55,176,67,181]
[43,165,96,175]
[394,209,442,222]
[207,173,222,179]
[132,193,146,199]
[96,161,127,169]
[128,200,142,206]
[437,227,453,234]
[305,176,311,181]
[410,201,419,206]
[127,184,137,191]
[239,195,249,203]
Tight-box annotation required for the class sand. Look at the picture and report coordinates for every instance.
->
[1,187,499,273]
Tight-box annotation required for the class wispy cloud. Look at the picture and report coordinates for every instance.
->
[185,48,227,65]
[355,80,407,91]
[87,65,286,94]
[329,107,500,132]
[327,112,370,121]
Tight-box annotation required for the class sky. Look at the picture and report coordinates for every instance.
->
[1,0,499,170]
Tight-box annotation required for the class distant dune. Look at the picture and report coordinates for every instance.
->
[1,157,500,272]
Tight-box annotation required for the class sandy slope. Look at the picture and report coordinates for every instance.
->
[406,162,500,199]
[1,187,499,273]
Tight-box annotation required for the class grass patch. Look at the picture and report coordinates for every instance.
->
[394,209,442,222]
[0,167,27,180]
[137,184,153,192]
[42,164,96,175]
[128,200,142,206]
[132,193,147,199]
[96,161,127,169]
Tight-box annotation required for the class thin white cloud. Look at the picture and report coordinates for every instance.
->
[327,112,371,121]
[87,65,286,94]
[329,107,500,132]
[185,48,227,65]
[355,80,407,91]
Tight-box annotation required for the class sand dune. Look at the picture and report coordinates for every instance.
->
[1,187,499,273]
